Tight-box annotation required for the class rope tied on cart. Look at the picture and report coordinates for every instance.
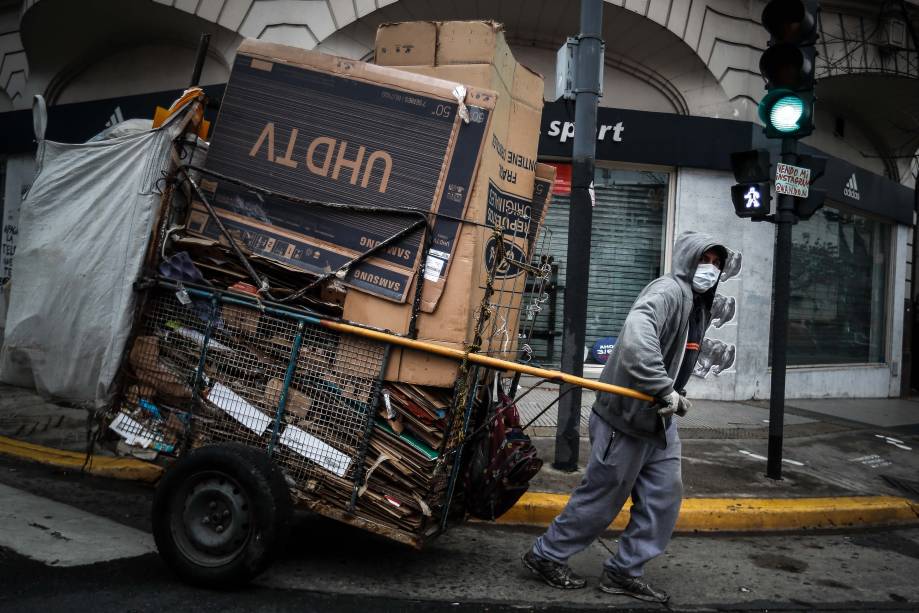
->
[449,226,508,447]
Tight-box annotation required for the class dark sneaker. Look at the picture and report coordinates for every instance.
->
[599,570,670,603]
[522,551,587,590]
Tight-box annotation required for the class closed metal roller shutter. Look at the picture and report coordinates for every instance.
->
[525,168,668,366]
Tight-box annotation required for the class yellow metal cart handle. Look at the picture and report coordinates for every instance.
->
[319,319,654,402]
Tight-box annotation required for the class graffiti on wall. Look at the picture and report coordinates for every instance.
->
[693,248,740,378]
[694,338,736,377]
[720,249,743,282]
[710,294,736,328]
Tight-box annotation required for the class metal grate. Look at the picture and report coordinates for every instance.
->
[113,287,490,539]
[116,289,385,491]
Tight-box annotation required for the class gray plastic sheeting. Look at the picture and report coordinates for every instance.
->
[0,96,196,408]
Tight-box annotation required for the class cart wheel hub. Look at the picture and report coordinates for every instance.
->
[181,476,250,557]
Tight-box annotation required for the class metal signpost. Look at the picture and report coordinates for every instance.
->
[554,0,604,471]
[730,0,825,480]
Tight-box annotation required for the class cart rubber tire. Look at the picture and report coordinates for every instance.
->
[152,443,292,588]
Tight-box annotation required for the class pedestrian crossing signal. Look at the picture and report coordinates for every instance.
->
[732,183,771,218]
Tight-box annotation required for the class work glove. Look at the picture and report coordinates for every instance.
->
[658,391,692,417]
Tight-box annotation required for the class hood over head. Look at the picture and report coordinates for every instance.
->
[671,231,728,300]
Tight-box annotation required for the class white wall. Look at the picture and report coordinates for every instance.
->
[510,46,682,115]
[803,105,889,177]
[675,168,906,400]
[675,168,775,401]
[889,224,908,396]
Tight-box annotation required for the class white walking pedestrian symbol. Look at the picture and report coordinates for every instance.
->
[744,186,760,209]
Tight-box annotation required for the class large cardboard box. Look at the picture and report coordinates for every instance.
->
[189,39,497,305]
[343,21,551,387]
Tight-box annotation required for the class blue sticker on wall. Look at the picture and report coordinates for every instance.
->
[590,336,617,363]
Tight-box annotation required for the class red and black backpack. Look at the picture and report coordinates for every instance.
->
[463,384,543,520]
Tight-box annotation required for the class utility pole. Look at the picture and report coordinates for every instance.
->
[555,0,603,471]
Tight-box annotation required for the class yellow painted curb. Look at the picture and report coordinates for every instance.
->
[3,434,917,532]
[498,492,919,532]
[0,435,163,483]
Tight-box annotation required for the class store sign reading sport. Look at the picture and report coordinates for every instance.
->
[546,120,625,143]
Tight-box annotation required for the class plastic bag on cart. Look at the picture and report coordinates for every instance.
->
[464,382,543,520]
[0,94,201,408]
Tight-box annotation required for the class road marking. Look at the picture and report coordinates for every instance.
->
[738,449,804,465]
[0,483,155,566]
[874,434,912,451]
[850,454,892,468]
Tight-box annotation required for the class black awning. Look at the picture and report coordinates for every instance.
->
[539,100,914,225]
[1,84,226,155]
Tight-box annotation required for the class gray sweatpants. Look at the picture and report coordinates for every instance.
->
[532,411,682,577]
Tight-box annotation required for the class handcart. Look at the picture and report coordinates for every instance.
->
[108,93,652,588]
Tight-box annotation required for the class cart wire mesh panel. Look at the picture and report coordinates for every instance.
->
[114,286,474,545]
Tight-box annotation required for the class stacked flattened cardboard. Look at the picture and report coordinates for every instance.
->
[112,22,550,541]
[336,383,452,531]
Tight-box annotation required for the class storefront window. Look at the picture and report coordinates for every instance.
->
[786,205,889,365]
[525,166,668,366]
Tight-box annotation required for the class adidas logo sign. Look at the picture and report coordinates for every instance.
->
[844,173,860,200]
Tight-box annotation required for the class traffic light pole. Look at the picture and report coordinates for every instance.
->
[555,0,603,471]
[767,137,798,480]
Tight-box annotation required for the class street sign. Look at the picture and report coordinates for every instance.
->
[775,162,811,198]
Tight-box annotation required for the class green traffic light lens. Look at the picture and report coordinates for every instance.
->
[770,95,804,132]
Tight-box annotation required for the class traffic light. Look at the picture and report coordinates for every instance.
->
[758,0,819,139]
[730,149,772,219]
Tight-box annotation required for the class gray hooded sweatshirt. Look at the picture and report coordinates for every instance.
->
[592,231,727,449]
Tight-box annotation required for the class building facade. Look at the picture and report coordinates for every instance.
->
[1,0,917,400]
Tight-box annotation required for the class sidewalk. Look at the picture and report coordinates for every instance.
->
[511,380,919,530]
[517,382,919,496]
[1,382,918,532]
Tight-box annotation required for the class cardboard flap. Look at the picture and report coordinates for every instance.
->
[512,62,546,110]
[375,21,437,66]
[237,38,497,108]
[435,21,506,65]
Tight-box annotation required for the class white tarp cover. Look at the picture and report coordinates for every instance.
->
[0,96,194,407]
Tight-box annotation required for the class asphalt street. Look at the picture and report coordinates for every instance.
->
[1,454,918,613]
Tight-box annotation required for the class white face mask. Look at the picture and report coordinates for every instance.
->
[692,263,720,293]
